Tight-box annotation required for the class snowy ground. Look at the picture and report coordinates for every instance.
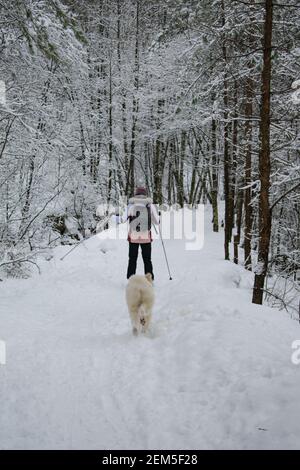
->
[0,207,300,449]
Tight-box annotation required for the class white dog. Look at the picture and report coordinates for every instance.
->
[126,273,154,335]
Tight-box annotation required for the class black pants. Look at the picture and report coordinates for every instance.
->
[127,242,154,280]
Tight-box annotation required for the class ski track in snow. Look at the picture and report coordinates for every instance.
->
[1,208,300,449]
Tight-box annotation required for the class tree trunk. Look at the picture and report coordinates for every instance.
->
[117,0,128,189]
[234,189,243,264]
[126,0,139,196]
[252,0,273,305]
[229,80,238,244]
[211,115,219,232]
[107,55,113,202]
[221,0,231,260]
[244,76,253,270]
[178,130,186,207]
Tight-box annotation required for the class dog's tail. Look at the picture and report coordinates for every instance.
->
[138,304,147,327]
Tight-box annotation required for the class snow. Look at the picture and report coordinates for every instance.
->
[0,207,300,450]
[291,79,300,90]
[291,79,300,104]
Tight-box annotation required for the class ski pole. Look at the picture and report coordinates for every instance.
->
[60,237,87,261]
[60,213,112,261]
[153,222,172,280]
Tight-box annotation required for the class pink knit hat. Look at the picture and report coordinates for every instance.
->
[135,187,147,196]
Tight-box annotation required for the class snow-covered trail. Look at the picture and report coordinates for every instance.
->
[1,207,300,449]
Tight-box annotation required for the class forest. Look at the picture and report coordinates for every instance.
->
[0,0,299,311]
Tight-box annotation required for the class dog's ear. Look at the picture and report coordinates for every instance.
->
[145,273,153,283]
